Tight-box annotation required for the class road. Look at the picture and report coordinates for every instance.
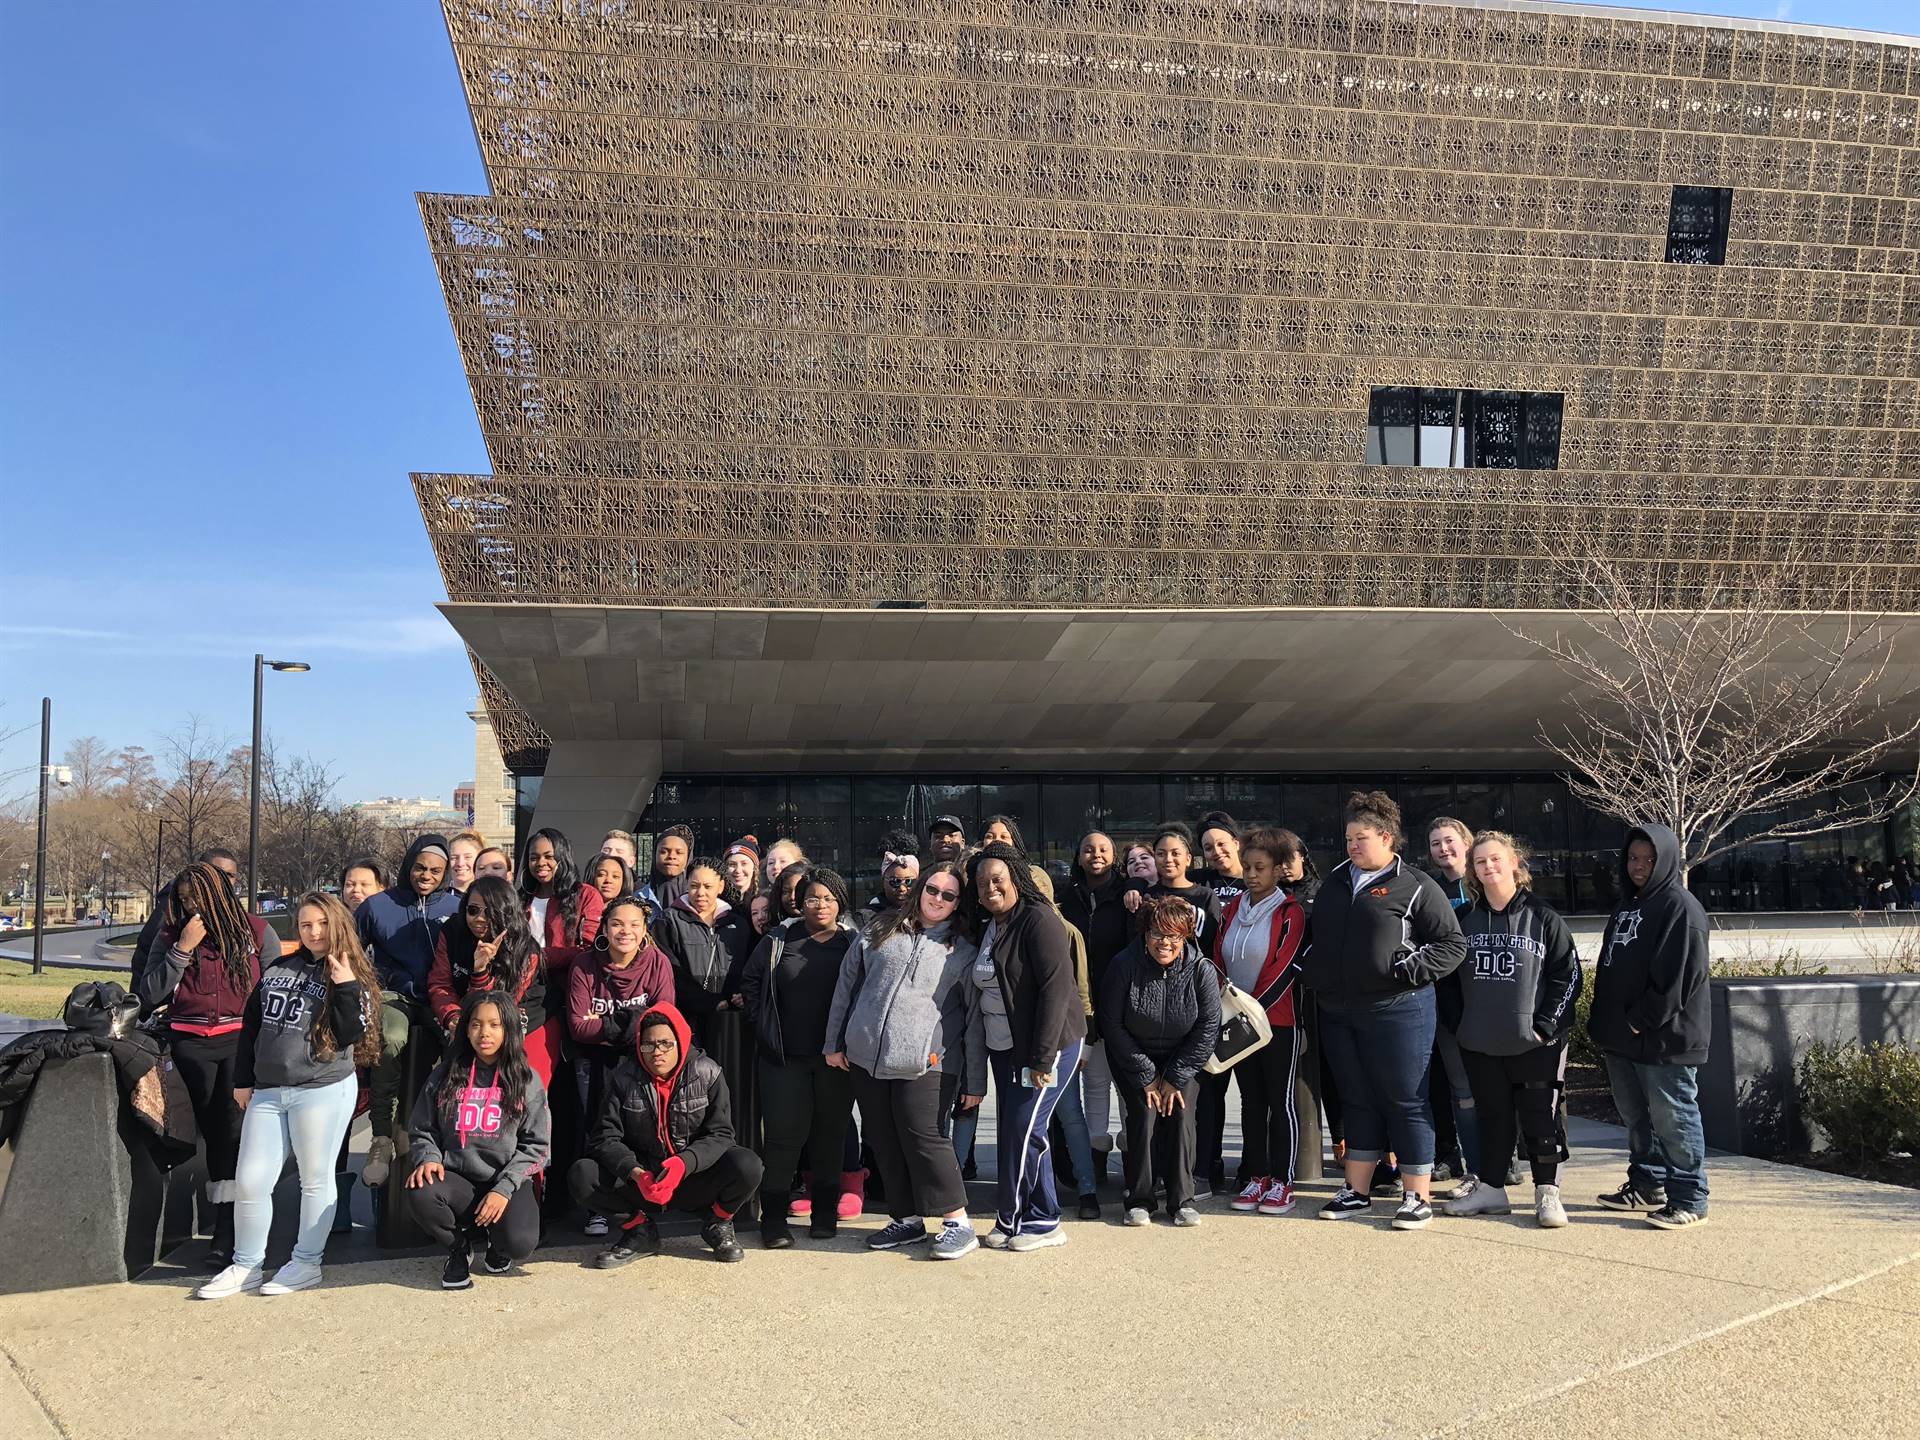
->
[0,924,138,970]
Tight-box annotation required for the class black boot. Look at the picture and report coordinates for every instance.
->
[761,1209,794,1250]
[205,1202,235,1271]
[703,1217,745,1262]
[331,1173,355,1235]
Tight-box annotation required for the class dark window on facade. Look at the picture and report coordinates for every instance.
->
[1367,387,1561,469]
[1666,185,1733,264]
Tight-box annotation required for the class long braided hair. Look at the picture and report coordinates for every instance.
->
[163,862,258,988]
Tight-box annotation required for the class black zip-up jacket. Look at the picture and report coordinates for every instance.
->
[739,921,853,1061]
[1098,938,1222,1091]
[982,899,1082,1078]
[1589,824,1712,1065]
[652,900,755,1017]
[1457,889,1583,1056]
[588,1003,739,1178]
[1301,857,1466,1005]
[1057,870,1147,1022]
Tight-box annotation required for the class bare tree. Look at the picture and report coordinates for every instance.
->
[259,744,347,897]
[1514,545,1920,881]
[60,736,114,796]
[151,718,246,868]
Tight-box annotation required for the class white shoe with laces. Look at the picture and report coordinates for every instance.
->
[260,1260,324,1295]
[1535,1184,1569,1229]
[193,1263,263,1300]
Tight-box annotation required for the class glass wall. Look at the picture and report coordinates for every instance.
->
[625,772,1902,913]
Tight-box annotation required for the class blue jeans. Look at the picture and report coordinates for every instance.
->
[1603,1055,1709,1214]
[1318,989,1438,1175]
[989,1039,1082,1236]
[1050,1059,1099,1198]
[232,1073,359,1269]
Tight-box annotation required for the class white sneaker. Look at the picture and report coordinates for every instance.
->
[193,1263,264,1300]
[1230,1177,1267,1212]
[980,1225,1012,1250]
[1007,1227,1067,1252]
[260,1260,324,1295]
[1443,1182,1511,1217]
[1535,1184,1568,1229]
[360,1136,394,1189]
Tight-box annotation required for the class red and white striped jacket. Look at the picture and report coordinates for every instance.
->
[1211,889,1307,1028]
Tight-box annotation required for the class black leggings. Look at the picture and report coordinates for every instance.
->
[402,1172,541,1260]
[1118,1073,1199,1215]
[852,1066,965,1219]
[1459,1041,1570,1186]
[170,1031,243,1195]
[1235,1027,1304,1184]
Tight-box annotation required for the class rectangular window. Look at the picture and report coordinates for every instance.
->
[1666,185,1733,264]
[1366,387,1561,469]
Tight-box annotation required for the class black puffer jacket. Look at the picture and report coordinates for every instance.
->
[652,899,755,1017]
[587,1002,738,1177]
[1057,870,1145,1023]
[1098,938,1222,1091]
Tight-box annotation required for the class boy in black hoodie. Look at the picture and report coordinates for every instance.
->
[1589,825,1712,1229]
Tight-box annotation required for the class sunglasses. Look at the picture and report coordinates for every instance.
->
[923,885,961,902]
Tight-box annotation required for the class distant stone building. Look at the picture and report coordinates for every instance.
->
[469,700,515,844]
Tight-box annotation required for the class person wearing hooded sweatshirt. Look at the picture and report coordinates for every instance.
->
[741,866,858,1246]
[1057,830,1147,1175]
[404,988,552,1288]
[1301,792,1467,1232]
[196,892,380,1300]
[824,861,981,1259]
[356,833,461,1189]
[1101,895,1222,1228]
[1444,831,1583,1230]
[639,824,696,923]
[569,1002,762,1264]
[1589,823,1712,1229]
[1424,816,1483,1187]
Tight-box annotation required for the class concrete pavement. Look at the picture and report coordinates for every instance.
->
[0,1115,1914,1438]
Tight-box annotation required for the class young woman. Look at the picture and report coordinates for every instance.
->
[1195,812,1247,906]
[1056,831,1144,1178]
[1214,829,1310,1216]
[1445,832,1582,1230]
[981,814,1028,856]
[741,867,856,1246]
[1031,867,1101,1219]
[447,829,487,895]
[404,989,552,1287]
[1123,844,1158,885]
[566,895,677,1237]
[824,862,980,1259]
[654,860,759,1172]
[427,876,553,1084]
[762,839,807,887]
[749,895,774,936]
[135,862,271,1269]
[588,853,637,909]
[961,842,1083,1252]
[722,836,762,909]
[339,857,385,914]
[641,825,696,919]
[1274,831,1321,909]
[196,892,379,1299]
[1426,816,1483,1186]
[1101,896,1221,1228]
[1301,792,1466,1231]
[474,847,513,883]
[519,827,604,964]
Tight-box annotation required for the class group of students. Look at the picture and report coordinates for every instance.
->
[129,788,1712,1299]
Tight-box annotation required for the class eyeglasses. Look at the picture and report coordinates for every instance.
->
[637,1039,678,1053]
[923,886,960,903]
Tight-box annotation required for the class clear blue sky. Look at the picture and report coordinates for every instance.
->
[1,1,1913,806]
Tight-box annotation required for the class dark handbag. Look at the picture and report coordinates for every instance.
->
[63,980,142,1039]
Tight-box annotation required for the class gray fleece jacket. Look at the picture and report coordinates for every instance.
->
[822,919,978,1082]
[407,1060,552,1197]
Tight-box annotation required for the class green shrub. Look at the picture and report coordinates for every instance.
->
[1569,970,1600,1068]
[1709,951,1828,979]
[1797,1040,1920,1164]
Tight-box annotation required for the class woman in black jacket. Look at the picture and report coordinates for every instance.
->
[1100,895,1221,1230]
[961,842,1083,1252]
[1301,792,1466,1232]
[1444,831,1582,1230]
[740,866,856,1247]
[653,860,759,1175]
[1056,830,1142,1171]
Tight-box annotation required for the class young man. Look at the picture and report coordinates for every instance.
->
[927,816,966,866]
[569,1002,762,1264]
[1590,824,1712,1229]
[356,834,461,1186]
[601,830,639,870]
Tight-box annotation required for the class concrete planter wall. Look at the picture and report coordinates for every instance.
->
[1700,975,1920,1158]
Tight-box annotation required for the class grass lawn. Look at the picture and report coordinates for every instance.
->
[0,961,131,1021]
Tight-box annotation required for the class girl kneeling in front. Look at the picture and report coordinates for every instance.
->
[404,989,552,1288]
[196,892,380,1299]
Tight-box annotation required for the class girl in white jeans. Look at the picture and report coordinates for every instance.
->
[197,892,382,1300]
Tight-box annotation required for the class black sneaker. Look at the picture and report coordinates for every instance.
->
[1077,1192,1102,1221]
[761,1213,795,1250]
[962,1156,979,1182]
[866,1217,929,1250]
[1317,1186,1373,1220]
[1391,1195,1434,1231]
[1597,1181,1667,1212]
[442,1241,473,1290]
[1369,1162,1404,1197]
[481,1243,512,1275]
[702,1217,745,1262]
[594,1219,661,1268]
[1644,1205,1708,1231]
[808,1212,838,1240]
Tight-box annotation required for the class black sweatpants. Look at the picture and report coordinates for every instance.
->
[851,1065,966,1219]
[1459,1041,1570,1186]
[171,1031,243,1197]
[1118,1073,1200,1215]
[1235,1027,1304,1184]
[1195,1070,1232,1186]
[758,1054,855,1212]
[402,1172,541,1260]
[567,1148,763,1221]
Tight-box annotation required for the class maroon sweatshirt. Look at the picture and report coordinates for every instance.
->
[567,943,677,1063]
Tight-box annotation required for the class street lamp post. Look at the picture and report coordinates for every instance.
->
[101,850,113,926]
[247,655,311,918]
[151,814,166,914]
[32,697,50,975]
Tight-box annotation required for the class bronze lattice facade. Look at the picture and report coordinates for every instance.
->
[413,0,1920,768]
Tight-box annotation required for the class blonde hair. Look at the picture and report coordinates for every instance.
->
[448,828,487,852]
[295,891,383,1067]
[1467,830,1533,896]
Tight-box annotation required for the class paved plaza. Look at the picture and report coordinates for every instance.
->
[1,1114,1914,1439]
